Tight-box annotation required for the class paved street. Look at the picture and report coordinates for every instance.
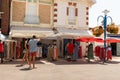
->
[0,57,120,80]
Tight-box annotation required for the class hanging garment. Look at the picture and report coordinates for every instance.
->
[0,42,4,63]
[37,47,42,58]
[88,43,94,59]
[107,47,112,60]
[53,46,58,60]
[73,42,79,60]
[78,46,82,58]
[7,42,10,59]
[99,47,105,60]
[16,41,21,59]
[4,42,7,58]
[95,46,101,57]
[42,45,48,58]
[67,43,74,54]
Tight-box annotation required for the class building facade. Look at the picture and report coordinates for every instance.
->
[1,0,96,57]
[9,0,95,38]
[0,0,11,35]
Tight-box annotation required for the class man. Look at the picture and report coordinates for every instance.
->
[28,35,38,69]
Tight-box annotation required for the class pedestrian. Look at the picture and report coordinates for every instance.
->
[28,35,38,69]
[20,38,29,66]
[0,40,4,63]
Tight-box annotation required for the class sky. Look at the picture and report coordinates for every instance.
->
[89,0,120,27]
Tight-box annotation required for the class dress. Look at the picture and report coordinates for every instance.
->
[67,43,74,54]
[73,42,79,60]
[88,43,94,59]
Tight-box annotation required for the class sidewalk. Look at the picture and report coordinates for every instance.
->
[1,56,120,65]
[0,56,120,80]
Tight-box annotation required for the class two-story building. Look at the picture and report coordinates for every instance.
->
[1,0,96,58]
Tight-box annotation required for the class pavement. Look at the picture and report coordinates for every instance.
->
[0,56,120,80]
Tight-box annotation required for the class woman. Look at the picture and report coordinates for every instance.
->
[21,38,29,66]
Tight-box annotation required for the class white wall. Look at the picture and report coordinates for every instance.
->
[78,4,86,28]
[57,2,67,26]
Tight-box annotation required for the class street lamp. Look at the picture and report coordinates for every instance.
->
[97,9,112,62]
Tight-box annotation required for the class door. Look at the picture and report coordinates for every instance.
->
[111,43,117,56]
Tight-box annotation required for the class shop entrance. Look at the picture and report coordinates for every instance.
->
[111,43,117,56]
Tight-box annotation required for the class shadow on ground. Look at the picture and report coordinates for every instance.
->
[0,57,120,65]
[0,60,44,65]
[41,58,120,65]
[20,67,32,71]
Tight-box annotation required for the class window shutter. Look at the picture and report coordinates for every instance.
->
[67,7,69,15]
[75,8,78,16]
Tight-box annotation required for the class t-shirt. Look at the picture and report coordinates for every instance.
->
[28,39,38,53]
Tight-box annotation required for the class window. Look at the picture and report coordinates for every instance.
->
[24,0,40,24]
[68,6,76,25]
[27,0,37,3]
[67,2,77,25]
[28,0,32,2]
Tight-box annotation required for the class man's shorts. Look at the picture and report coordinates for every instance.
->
[30,52,37,57]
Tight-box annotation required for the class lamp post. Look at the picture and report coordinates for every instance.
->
[97,10,112,62]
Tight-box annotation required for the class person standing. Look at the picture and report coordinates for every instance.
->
[0,40,4,63]
[21,38,29,66]
[28,35,38,69]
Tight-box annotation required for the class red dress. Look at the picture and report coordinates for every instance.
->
[107,47,112,60]
[95,46,100,57]
[0,43,4,53]
[78,46,82,58]
[67,43,74,54]
[99,47,105,60]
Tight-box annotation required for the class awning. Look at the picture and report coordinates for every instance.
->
[10,26,54,38]
[54,27,93,39]
[0,32,8,40]
[107,34,120,38]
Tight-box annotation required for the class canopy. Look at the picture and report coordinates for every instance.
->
[10,26,54,38]
[0,33,8,40]
[76,37,120,43]
[56,27,93,39]
[95,37,120,43]
[76,37,95,42]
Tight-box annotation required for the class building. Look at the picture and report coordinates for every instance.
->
[0,0,11,35]
[1,0,96,57]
